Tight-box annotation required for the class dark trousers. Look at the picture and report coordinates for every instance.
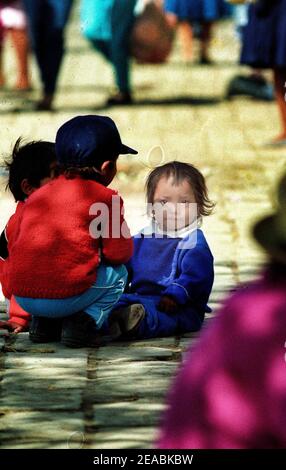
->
[23,0,73,94]
[90,0,136,93]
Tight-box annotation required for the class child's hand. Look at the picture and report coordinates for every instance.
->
[158,295,178,314]
[0,320,26,334]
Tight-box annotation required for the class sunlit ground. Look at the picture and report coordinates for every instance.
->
[0,3,286,448]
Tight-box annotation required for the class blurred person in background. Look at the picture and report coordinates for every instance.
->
[22,0,74,110]
[164,0,233,64]
[241,0,286,145]
[0,9,3,85]
[0,0,31,90]
[81,0,137,106]
[226,1,274,102]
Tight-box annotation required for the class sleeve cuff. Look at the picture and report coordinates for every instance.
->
[163,282,190,305]
[9,316,30,328]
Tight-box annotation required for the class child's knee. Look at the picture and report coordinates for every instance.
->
[111,264,128,291]
[113,264,128,281]
[98,263,128,290]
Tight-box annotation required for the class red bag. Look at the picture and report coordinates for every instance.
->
[130,2,174,64]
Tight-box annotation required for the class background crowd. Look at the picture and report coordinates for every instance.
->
[0,0,285,146]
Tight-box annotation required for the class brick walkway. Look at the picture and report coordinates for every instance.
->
[0,4,285,448]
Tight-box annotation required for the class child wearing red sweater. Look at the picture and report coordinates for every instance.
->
[0,138,57,333]
[1,115,136,348]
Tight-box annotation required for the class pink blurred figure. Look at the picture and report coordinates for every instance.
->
[158,173,286,449]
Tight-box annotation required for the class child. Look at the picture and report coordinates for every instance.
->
[1,115,136,348]
[0,138,57,333]
[109,161,214,340]
[158,173,286,448]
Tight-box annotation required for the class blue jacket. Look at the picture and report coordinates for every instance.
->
[126,228,214,317]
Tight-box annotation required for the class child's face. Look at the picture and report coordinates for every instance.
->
[152,176,197,232]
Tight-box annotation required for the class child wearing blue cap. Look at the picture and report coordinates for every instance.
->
[109,161,214,340]
[2,115,136,348]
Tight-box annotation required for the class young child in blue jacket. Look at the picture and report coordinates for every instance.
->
[109,161,214,340]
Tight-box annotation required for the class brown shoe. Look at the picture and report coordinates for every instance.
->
[109,304,145,339]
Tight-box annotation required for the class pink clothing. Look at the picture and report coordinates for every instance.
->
[0,2,27,30]
[0,16,3,41]
[0,202,32,328]
[158,272,286,448]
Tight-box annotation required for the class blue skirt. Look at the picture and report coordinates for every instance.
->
[164,0,233,22]
[241,0,286,69]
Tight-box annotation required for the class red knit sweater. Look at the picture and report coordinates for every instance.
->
[0,202,31,328]
[2,176,133,299]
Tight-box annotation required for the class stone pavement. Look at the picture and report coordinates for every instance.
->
[1,3,286,449]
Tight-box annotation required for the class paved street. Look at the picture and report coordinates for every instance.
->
[0,3,286,449]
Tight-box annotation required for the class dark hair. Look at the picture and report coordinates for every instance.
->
[4,138,56,201]
[146,161,215,217]
[58,160,117,183]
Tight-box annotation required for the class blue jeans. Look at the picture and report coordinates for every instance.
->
[16,264,128,329]
[89,0,136,93]
[23,0,74,94]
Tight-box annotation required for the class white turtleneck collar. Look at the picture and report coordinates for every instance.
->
[137,219,200,239]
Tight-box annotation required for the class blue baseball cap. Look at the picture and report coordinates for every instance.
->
[55,115,138,167]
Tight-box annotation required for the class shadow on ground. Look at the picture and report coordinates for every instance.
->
[0,96,223,115]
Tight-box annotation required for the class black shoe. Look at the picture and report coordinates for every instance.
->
[226,75,274,101]
[35,94,54,111]
[61,311,100,348]
[199,56,213,65]
[29,317,63,343]
[106,91,133,106]
[109,304,145,339]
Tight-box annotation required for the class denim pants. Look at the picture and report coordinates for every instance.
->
[15,264,128,329]
[90,0,136,93]
[23,0,73,94]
